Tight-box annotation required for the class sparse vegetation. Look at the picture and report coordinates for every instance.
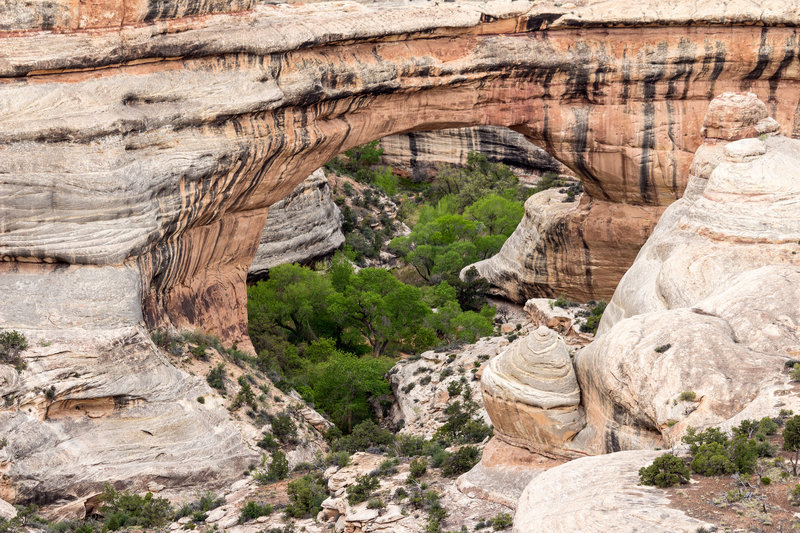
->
[639,454,691,488]
[0,330,28,371]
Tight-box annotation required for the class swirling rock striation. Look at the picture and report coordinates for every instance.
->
[378,126,565,180]
[482,327,584,458]
[572,93,800,454]
[248,169,344,279]
[4,0,800,506]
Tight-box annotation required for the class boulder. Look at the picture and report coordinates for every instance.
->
[481,327,584,458]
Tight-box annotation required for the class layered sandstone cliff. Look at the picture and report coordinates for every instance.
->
[505,92,800,532]
[248,169,343,279]
[378,126,565,180]
[4,0,800,507]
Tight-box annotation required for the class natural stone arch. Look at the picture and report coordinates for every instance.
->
[4,0,800,507]
[3,3,800,350]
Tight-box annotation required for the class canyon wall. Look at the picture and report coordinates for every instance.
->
[378,126,565,180]
[4,0,800,503]
[248,169,344,279]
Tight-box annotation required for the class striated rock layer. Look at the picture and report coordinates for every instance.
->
[481,327,584,458]
[378,126,565,180]
[572,93,800,454]
[4,2,800,343]
[4,0,800,505]
[248,169,344,279]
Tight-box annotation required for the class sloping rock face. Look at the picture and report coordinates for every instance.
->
[4,0,800,506]
[4,1,800,343]
[0,326,257,505]
[467,186,663,302]
[248,169,343,279]
[572,93,800,454]
[482,327,584,458]
[378,126,564,180]
[513,450,712,533]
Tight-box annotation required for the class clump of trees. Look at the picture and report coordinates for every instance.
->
[247,256,494,432]
[639,415,793,488]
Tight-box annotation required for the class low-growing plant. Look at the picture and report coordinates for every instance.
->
[654,343,672,353]
[440,446,480,477]
[206,364,226,393]
[174,491,225,520]
[265,450,289,482]
[638,454,690,488]
[409,457,428,479]
[239,501,273,523]
[347,474,380,504]
[286,473,328,518]
[367,498,386,510]
[99,484,173,531]
[678,390,696,402]
[271,412,298,445]
[489,512,513,530]
[0,330,28,371]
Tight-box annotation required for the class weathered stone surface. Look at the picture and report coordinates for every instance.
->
[0,498,16,520]
[388,336,509,438]
[248,169,343,279]
[482,327,584,458]
[513,450,712,533]
[378,126,565,180]
[0,326,256,505]
[5,0,800,507]
[573,95,800,454]
[467,187,664,303]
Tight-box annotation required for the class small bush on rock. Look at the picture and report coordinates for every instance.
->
[347,474,380,504]
[286,473,328,518]
[690,443,735,476]
[638,454,690,488]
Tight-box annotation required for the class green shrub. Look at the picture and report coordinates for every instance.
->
[323,450,351,468]
[99,484,172,531]
[728,434,758,475]
[791,363,800,382]
[446,381,463,398]
[394,434,427,457]
[638,454,690,488]
[440,446,480,477]
[690,443,735,476]
[654,343,672,353]
[489,512,513,530]
[239,501,273,523]
[174,492,225,520]
[332,420,395,453]
[257,432,279,452]
[791,484,800,505]
[271,412,298,445]
[0,330,28,371]
[232,375,257,410]
[681,426,728,455]
[347,474,380,504]
[206,364,226,393]
[579,302,606,335]
[367,498,386,510]
[378,458,399,476]
[286,473,328,518]
[678,390,696,402]
[265,450,289,482]
[409,457,428,479]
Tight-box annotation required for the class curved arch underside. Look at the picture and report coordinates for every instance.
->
[2,1,800,346]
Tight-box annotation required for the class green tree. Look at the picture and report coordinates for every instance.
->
[464,194,524,236]
[330,267,435,356]
[311,350,393,432]
[784,415,800,475]
[639,454,691,488]
[247,263,337,345]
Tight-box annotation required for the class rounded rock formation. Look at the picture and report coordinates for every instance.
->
[481,327,585,458]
